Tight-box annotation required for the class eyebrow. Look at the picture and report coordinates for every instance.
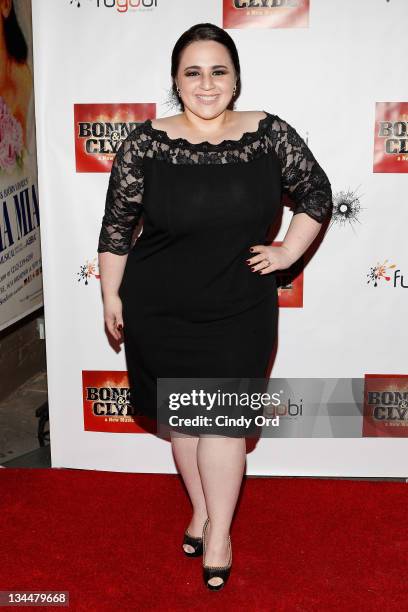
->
[183,65,229,70]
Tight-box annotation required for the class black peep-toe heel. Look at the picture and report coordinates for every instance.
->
[202,517,232,590]
[182,528,204,557]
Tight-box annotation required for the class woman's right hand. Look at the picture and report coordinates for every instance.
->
[103,293,124,342]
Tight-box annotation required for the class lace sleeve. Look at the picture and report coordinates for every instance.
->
[97,124,148,255]
[271,115,333,223]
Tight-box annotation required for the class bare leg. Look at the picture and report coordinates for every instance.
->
[170,431,208,553]
[197,435,246,586]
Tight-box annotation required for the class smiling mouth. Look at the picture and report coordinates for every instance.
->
[196,94,220,103]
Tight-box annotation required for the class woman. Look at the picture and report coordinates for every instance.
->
[97,22,333,590]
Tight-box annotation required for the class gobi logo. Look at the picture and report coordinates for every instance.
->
[69,0,158,10]
[366,259,407,288]
[264,397,303,420]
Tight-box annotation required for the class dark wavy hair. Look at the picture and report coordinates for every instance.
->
[169,23,241,111]
[3,3,28,63]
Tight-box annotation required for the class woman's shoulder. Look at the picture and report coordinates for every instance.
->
[149,110,270,129]
[237,110,293,137]
[149,114,182,131]
[122,110,288,150]
[238,109,268,121]
[233,110,270,132]
[116,118,153,158]
[146,110,274,141]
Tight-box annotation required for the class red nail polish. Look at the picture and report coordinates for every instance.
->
[251,267,255,271]
[117,323,123,330]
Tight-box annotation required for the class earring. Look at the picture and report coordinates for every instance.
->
[233,83,237,95]
[176,85,181,95]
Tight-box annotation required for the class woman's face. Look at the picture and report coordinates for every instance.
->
[176,40,236,118]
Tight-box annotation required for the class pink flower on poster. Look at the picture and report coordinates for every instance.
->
[0,95,24,173]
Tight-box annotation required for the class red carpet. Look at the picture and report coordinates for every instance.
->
[0,468,407,611]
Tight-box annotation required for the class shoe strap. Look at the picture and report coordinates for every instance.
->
[184,530,202,544]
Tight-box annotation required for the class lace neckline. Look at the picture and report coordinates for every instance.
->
[144,110,272,150]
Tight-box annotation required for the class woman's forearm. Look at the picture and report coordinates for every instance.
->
[281,212,325,265]
[98,251,128,299]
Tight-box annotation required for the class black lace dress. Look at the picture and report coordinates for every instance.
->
[97,111,333,436]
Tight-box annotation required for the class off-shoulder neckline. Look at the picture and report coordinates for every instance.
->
[143,110,272,149]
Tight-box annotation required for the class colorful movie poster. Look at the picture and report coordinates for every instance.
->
[82,370,154,433]
[373,102,408,173]
[0,1,42,330]
[74,103,155,173]
[223,0,309,29]
[362,374,408,437]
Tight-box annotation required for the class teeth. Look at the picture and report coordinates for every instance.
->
[197,95,218,100]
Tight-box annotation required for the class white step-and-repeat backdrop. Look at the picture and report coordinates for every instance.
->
[31,0,408,476]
